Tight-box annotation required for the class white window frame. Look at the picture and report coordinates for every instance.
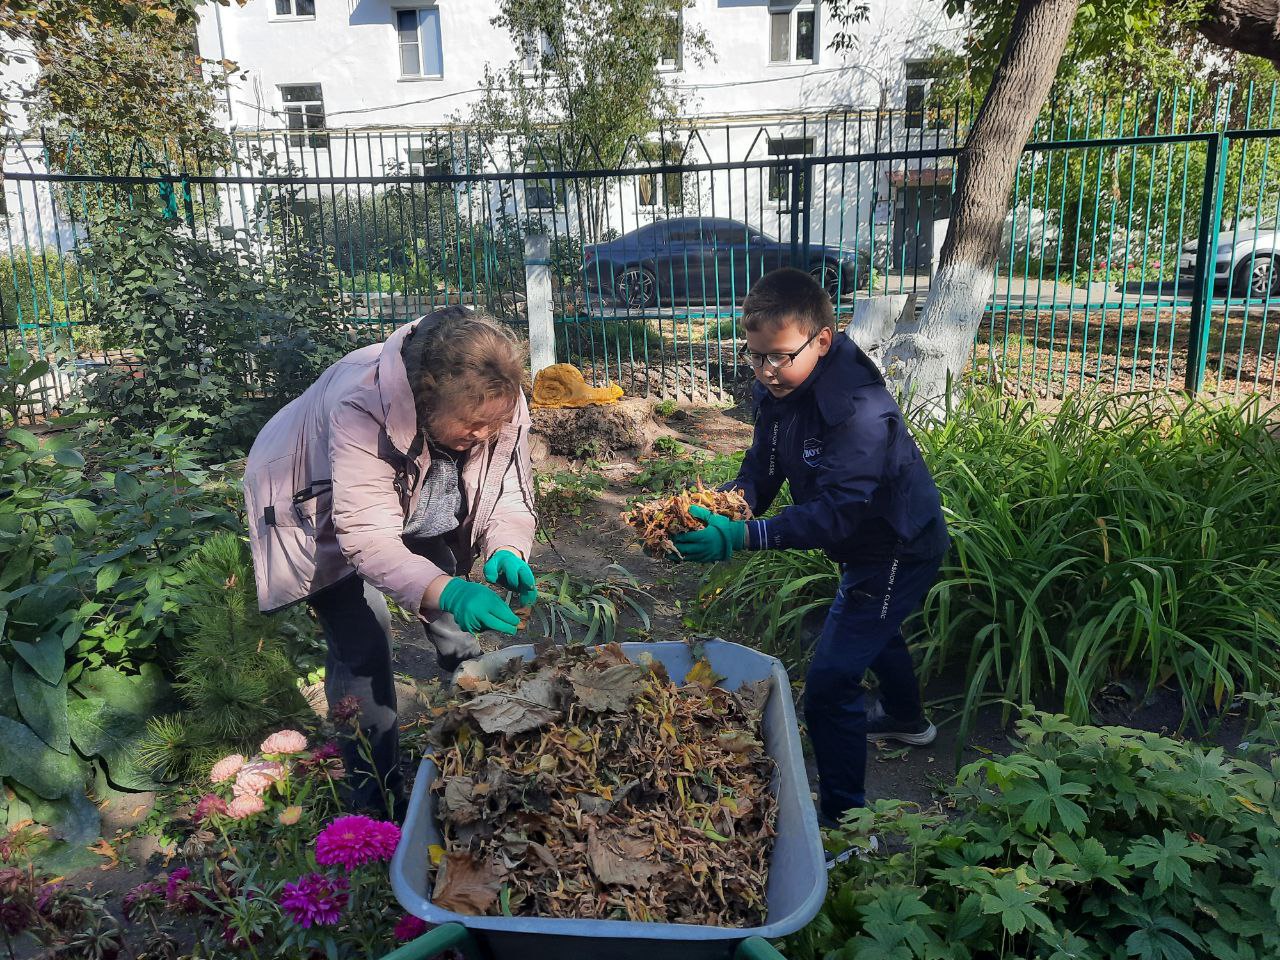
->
[768,2,818,66]
[278,84,326,148]
[657,8,682,72]
[395,5,444,81]
[269,0,315,22]
[520,28,555,75]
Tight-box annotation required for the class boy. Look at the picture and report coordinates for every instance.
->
[672,267,949,827]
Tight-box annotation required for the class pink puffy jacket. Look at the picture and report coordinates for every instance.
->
[242,314,536,614]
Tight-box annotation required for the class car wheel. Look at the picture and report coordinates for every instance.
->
[615,266,657,308]
[1235,255,1280,299]
[810,260,845,301]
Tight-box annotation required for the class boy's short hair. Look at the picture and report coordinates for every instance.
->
[742,267,835,336]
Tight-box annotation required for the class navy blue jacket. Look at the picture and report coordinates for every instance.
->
[732,334,949,563]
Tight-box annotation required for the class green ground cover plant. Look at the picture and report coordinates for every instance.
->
[785,702,1280,960]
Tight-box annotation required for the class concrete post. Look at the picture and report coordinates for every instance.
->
[524,233,555,378]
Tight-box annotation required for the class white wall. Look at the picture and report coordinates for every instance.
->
[196,0,961,133]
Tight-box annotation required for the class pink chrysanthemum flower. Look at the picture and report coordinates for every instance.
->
[314,815,401,871]
[233,760,285,798]
[227,793,266,820]
[260,730,308,755]
[278,873,348,928]
[394,914,428,941]
[209,754,245,784]
[194,794,228,822]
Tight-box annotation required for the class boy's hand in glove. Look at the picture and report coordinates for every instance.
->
[671,505,746,563]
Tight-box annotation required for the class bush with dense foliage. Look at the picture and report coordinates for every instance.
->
[136,533,320,781]
[1,352,245,863]
[785,703,1280,960]
[77,205,362,448]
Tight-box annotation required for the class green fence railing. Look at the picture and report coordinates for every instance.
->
[3,90,1280,413]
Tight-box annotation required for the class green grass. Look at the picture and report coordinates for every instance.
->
[693,390,1280,738]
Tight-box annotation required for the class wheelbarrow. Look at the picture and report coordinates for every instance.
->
[388,640,827,960]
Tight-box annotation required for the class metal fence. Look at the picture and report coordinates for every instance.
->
[3,88,1280,411]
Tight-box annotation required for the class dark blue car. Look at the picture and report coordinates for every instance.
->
[582,216,867,308]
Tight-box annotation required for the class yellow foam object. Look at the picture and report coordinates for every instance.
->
[531,363,624,409]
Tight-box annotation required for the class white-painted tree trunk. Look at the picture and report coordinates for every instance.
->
[881,260,996,413]
[876,0,1081,413]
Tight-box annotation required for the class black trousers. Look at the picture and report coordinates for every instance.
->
[308,569,479,811]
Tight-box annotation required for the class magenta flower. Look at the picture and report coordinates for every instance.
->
[278,873,349,928]
[314,815,401,871]
[394,914,428,941]
[122,881,163,922]
[164,868,202,913]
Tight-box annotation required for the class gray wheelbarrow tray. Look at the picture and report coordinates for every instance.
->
[389,640,827,960]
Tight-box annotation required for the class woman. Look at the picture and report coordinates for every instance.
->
[243,305,538,812]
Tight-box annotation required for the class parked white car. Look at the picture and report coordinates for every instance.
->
[1178,220,1280,298]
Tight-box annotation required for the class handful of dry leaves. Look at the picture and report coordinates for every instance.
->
[621,482,752,556]
[424,643,777,926]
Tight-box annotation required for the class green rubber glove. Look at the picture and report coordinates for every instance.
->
[438,578,521,635]
[483,549,539,607]
[671,505,746,563]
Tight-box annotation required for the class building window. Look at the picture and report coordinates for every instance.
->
[904,59,940,128]
[280,84,327,147]
[658,9,682,70]
[396,7,444,78]
[407,146,450,176]
[521,29,555,73]
[767,135,814,209]
[525,164,565,210]
[769,3,816,64]
[273,0,315,18]
[637,141,683,208]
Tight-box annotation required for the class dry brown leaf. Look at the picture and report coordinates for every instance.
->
[433,852,505,915]
[463,692,560,736]
[569,663,645,712]
[587,827,667,889]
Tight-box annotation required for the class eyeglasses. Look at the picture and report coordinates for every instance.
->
[738,330,820,370]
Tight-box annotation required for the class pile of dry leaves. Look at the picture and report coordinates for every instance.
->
[424,643,777,926]
[621,482,751,556]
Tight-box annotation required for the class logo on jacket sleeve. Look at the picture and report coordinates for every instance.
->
[802,437,823,467]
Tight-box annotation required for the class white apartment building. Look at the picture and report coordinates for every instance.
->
[196,0,960,136]
[4,1,964,281]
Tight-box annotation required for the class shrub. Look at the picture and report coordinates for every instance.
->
[76,206,362,450]
[136,533,318,781]
[1,353,245,860]
[785,704,1280,960]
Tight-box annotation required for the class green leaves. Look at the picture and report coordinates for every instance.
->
[785,705,1280,960]
[1123,830,1221,891]
[12,660,69,753]
[978,875,1055,936]
[67,695,159,791]
[1002,761,1091,835]
[0,715,83,799]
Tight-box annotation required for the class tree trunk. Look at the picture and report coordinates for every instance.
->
[880,0,1081,409]
[1197,0,1280,66]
